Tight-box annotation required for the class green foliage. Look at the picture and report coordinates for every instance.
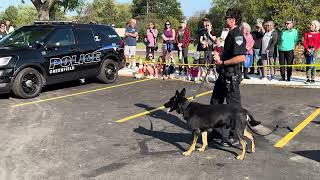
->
[2,6,19,25]
[132,0,183,20]
[209,0,320,37]
[80,0,132,26]
[93,0,117,24]
[1,5,38,27]
[114,3,133,27]
[15,5,38,26]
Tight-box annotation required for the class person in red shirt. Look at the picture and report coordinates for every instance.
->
[175,18,191,75]
[303,20,320,83]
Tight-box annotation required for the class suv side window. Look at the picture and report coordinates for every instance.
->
[93,26,121,43]
[47,28,75,46]
[74,28,95,44]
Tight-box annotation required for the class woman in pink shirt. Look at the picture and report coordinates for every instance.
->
[145,21,158,60]
[242,22,255,79]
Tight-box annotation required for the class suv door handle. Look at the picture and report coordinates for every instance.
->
[70,48,78,53]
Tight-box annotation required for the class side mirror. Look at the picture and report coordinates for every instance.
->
[34,41,44,48]
[46,42,60,49]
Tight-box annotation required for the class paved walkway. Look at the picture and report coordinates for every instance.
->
[119,67,320,88]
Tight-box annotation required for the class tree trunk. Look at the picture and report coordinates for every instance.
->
[38,7,50,21]
[32,0,56,21]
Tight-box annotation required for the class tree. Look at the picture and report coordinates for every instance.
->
[93,0,117,24]
[132,0,183,20]
[15,5,38,26]
[25,0,82,21]
[114,3,133,27]
[209,0,320,37]
[2,6,19,25]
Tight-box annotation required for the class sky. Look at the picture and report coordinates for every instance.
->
[0,0,212,17]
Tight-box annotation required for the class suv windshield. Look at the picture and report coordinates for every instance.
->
[0,26,54,48]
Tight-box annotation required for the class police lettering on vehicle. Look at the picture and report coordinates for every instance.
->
[49,52,101,74]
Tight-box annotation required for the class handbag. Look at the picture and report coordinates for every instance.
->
[149,29,158,51]
[143,37,150,46]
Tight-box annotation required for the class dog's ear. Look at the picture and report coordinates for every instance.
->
[180,88,186,97]
[176,90,179,96]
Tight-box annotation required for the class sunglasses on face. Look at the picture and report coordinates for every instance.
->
[166,24,171,25]
[285,23,291,25]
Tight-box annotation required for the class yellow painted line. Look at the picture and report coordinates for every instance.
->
[116,90,212,123]
[11,79,153,108]
[274,108,320,148]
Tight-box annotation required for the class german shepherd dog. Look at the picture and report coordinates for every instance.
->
[164,88,261,160]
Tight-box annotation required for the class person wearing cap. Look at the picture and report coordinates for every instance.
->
[303,20,320,84]
[251,20,265,75]
[175,18,191,75]
[210,8,246,147]
[278,20,298,81]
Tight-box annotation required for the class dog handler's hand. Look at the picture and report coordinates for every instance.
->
[213,51,222,65]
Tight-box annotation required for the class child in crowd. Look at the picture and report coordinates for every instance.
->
[188,52,201,82]
[213,37,224,56]
[155,56,164,78]
[143,53,157,79]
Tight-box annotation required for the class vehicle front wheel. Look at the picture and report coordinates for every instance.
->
[12,68,43,99]
[97,59,119,84]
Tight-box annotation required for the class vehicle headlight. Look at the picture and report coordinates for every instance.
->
[0,57,12,66]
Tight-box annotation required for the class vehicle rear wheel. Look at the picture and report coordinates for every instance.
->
[12,68,43,99]
[97,59,119,84]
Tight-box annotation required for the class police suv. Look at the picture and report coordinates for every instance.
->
[0,21,124,98]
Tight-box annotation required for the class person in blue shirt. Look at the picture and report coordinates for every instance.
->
[124,19,139,68]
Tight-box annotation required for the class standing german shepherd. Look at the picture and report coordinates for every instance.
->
[164,88,261,160]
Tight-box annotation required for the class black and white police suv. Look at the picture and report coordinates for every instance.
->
[0,21,124,98]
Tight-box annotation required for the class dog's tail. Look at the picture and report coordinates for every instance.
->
[246,110,293,136]
[246,111,261,127]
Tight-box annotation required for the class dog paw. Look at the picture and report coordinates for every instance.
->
[196,148,205,152]
[236,155,244,160]
[182,151,191,156]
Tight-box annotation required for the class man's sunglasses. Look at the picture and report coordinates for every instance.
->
[166,24,171,25]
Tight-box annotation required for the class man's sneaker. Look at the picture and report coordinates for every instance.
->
[218,137,239,147]
[279,78,285,81]
[305,79,311,84]
[286,78,291,82]
[244,75,250,79]
[269,76,275,81]
[310,80,315,84]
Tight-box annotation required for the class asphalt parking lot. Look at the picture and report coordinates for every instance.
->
[0,77,319,180]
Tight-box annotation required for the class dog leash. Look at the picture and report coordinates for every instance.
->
[248,124,293,136]
[190,64,211,101]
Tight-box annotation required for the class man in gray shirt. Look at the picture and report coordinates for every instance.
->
[260,21,278,80]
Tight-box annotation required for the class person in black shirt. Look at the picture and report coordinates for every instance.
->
[251,21,265,74]
[209,8,246,147]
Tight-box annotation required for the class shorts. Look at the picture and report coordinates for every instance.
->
[124,46,136,57]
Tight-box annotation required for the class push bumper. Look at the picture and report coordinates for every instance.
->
[0,68,14,94]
